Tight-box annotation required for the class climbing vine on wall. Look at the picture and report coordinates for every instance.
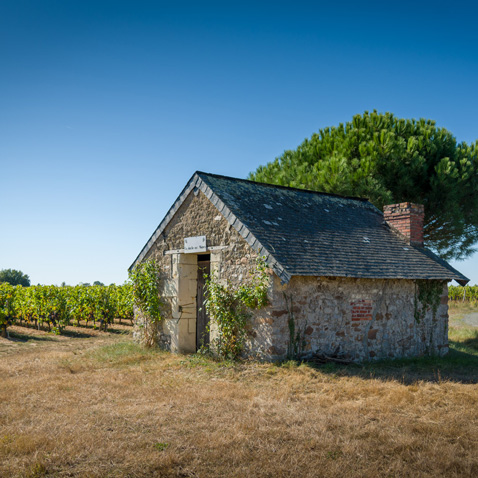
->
[129,259,162,323]
[204,258,269,360]
[283,293,307,359]
[414,280,445,323]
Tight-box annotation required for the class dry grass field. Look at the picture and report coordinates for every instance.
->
[1,305,478,478]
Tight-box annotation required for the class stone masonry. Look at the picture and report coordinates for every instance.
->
[267,276,448,361]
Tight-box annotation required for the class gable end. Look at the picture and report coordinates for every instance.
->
[129,173,291,283]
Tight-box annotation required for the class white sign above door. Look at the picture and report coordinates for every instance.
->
[184,235,207,253]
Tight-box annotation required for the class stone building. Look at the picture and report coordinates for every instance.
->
[130,172,468,361]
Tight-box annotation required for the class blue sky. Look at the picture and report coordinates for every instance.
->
[1,1,477,285]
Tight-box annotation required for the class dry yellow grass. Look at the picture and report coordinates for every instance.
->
[1,310,478,477]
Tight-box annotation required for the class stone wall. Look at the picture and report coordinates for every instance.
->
[266,276,449,361]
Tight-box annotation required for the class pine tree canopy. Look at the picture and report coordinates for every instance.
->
[249,111,478,261]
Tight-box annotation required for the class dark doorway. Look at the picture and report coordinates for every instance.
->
[196,254,211,351]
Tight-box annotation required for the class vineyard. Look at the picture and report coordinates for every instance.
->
[449,285,478,304]
[1,281,476,338]
[0,283,134,337]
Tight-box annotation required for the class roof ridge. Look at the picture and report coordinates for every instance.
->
[196,171,370,203]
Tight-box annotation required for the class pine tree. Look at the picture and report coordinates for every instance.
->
[249,111,478,260]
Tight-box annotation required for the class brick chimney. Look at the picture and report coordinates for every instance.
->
[383,202,425,246]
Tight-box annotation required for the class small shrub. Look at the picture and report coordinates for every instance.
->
[153,442,169,451]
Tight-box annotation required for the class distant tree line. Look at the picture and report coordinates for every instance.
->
[0,269,30,287]
[0,269,107,288]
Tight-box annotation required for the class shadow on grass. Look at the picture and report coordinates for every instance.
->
[8,329,95,341]
[100,327,132,336]
[302,345,478,384]
[65,323,133,335]
[7,324,131,342]
[57,329,96,339]
[7,331,60,343]
[450,329,478,353]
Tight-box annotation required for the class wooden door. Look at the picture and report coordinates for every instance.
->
[196,254,211,351]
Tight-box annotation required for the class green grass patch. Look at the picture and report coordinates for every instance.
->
[7,331,60,343]
[180,353,238,372]
[153,442,169,451]
[449,326,478,353]
[87,341,163,367]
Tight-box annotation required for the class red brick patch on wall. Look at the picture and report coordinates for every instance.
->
[351,299,373,321]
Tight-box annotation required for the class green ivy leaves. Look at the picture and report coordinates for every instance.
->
[204,258,269,360]
[414,280,445,323]
[129,260,162,323]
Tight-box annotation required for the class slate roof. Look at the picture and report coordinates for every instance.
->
[131,171,469,285]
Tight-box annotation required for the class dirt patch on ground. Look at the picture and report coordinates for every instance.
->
[462,312,478,327]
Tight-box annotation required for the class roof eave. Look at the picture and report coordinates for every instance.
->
[417,247,470,286]
[286,272,469,285]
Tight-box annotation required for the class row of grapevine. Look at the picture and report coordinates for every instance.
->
[449,285,478,303]
[0,283,134,337]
